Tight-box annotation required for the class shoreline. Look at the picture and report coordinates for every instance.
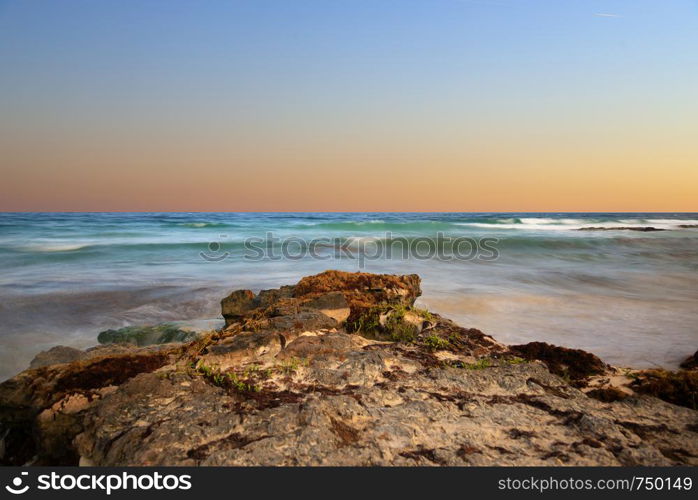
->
[2,212,697,378]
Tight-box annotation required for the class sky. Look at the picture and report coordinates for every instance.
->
[1,0,696,212]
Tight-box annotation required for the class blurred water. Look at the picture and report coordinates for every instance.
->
[1,212,697,380]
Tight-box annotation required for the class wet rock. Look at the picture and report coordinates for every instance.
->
[577,227,665,232]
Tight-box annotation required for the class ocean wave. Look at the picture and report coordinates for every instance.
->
[1,241,248,260]
[455,217,698,231]
[176,222,233,228]
[456,217,589,230]
[291,220,457,231]
[19,243,92,252]
[458,222,587,230]
[519,217,562,225]
[645,219,698,226]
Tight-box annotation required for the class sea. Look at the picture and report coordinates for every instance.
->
[1,212,696,381]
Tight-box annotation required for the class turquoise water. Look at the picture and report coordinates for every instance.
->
[1,212,697,380]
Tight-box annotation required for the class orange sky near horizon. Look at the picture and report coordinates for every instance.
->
[3,103,697,212]
[3,150,696,212]
[2,129,697,212]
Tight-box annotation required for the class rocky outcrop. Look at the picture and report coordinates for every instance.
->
[1,271,696,466]
[220,270,420,329]
[221,290,258,324]
[294,270,421,310]
[0,345,179,465]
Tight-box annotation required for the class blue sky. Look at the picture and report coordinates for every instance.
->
[1,0,697,211]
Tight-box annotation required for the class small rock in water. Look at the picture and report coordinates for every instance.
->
[577,226,665,232]
[97,323,199,346]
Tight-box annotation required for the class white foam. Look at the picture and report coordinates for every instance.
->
[24,243,90,252]
[519,217,561,225]
[345,236,381,244]
[180,222,224,228]
[458,222,585,231]
[645,219,698,228]
[456,217,698,231]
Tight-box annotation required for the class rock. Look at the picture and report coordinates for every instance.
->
[255,286,294,308]
[206,331,285,365]
[0,347,179,465]
[586,386,630,403]
[1,271,696,467]
[97,324,199,347]
[680,350,698,370]
[304,292,351,322]
[278,332,367,361]
[220,271,421,330]
[345,305,420,341]
[577,227,665,232]
[267,309,338,332]
[304,291,348,310]
[294,270,421,315]
[29,346,85,369]
[628,369,698,410]
[70,341,697,466]
[510,342,607,386]
[221,290,256,326]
